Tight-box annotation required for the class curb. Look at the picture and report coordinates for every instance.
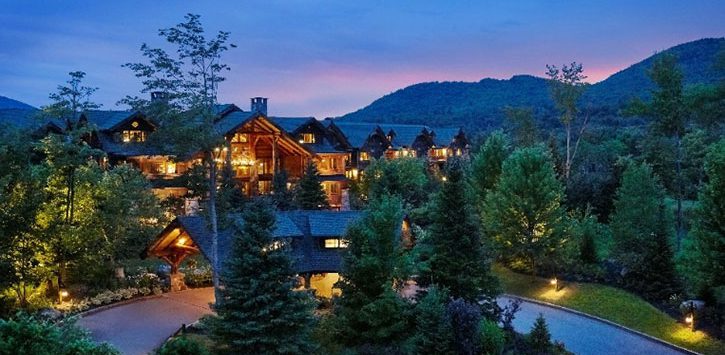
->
[77,293,165,318]
[502,294,701,355]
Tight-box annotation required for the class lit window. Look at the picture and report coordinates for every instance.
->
[122,130,146,142]
[324,238,347,248]
[231,133,248,143]
[165,161,177,174]
[360,151,369,161]
[330,157,340,171]
[301,133,315,144]
[330,183,340,194]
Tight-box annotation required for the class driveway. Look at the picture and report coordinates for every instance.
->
[498,296,687,355]
[78,287,214,355]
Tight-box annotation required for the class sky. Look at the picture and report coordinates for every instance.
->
[0,1,723,118]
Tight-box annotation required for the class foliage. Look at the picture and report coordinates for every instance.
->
[504,107,538,147]
[609,162,680,300]
[333,195,410,348]
[410,287,454,355]
[0,313,118,354]
[446,298,482,355]
[682,139,725,300]
[294,161,329,210]
[469,130,509,206]
[360,157,429,209]
[41,71,100,127]
[479,318,505,355]
[484,147,566,276]
[422,158,499,305]
[156,337,210,355]
[270,168,295,210]
[208,199,315,354]
[528,314,552,354]
[570,211,600,264]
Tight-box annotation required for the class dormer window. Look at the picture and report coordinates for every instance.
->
[231,133,248,143]
[323,238,349,249]
[300,133,315,144]
[122,130,146,142]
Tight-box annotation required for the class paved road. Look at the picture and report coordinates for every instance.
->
[78,288,214,355]
[498,296,687,355]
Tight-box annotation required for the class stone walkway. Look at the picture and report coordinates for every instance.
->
[78,287,214,355]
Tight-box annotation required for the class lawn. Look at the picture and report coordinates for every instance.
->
[493,264,725,355]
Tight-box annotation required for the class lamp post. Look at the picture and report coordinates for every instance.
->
[550,277,559,292]
[59,290,69,304]
[685,314,694,332]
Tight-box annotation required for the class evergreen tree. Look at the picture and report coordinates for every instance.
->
[411,287,454,355]
[573,211,599,265]
[270,169,295,210]
[484,147,566,276]
[208,199,315,354]
[361,157,429,209]
[610,162,679,300]
[333,195,409,349]
[423,158,499,303]
[682,139,725,299]
[447,298,482,355]
[294,161,329,210]
[470,131,509,205]
[528,314,552,354]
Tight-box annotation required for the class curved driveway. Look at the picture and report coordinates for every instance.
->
[498,296,687,355]
[78,288,214,355]
[78,288,686,355]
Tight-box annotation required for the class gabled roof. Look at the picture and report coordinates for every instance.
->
[82,110,142,131]
[147,210,365,274]
[327,121,387,148]
[267,116,317,133]
[431,127,463,147]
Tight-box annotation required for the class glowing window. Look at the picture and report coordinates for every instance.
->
[360,151,369,161]
[122,130,146,142]
[231,133,248,143]
[323,238,347,248]
[301,133,315,143]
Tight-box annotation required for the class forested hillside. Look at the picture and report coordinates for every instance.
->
[338,38,724,132]
[0,95,34,109]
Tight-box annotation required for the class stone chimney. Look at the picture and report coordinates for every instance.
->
[251,97,268,115]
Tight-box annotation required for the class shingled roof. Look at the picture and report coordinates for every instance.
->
[162,210,364,274]
[82,110,138,131]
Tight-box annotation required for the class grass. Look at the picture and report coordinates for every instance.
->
[493,264,725,355]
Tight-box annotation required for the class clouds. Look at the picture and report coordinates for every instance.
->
[0,0,723,118]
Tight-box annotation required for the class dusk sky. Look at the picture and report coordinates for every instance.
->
[1,1,723,118]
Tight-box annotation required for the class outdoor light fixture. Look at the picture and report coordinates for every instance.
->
[685,314,694,332]
[441,176,447,182]
[59,289,69,303]
[550,277,558,291]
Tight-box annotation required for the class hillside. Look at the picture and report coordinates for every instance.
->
[0,95,34,110]
[337,38,724,133]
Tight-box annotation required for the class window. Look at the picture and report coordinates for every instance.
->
[301,133,315,144]
[359,151,369,161]
[165,161,177,174]
[231,133,248,143]
[330,157,340,171]
[329,182,340,195]
[122,130,146,142]
[323,238,348,249]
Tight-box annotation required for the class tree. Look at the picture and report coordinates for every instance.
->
[333,195,409,348]
[423,158,499,303]
[124,13,235,302]
[528,314,552,354]
[571,211,599,265]
[361,157,429,209]
[627,53,688,250]
[504,107,538,148]
[469,131,509,206]
[682,139,725,299]
[270,169,295,210]
[446,298,482,355]
[610,162,679,300]
[484,147,566,276]
[546,62,590,181]
[294,161,329,210]
[411,287,454,355]
[208,199,314,354]
[42,71,100,129]
[156,337,210,355]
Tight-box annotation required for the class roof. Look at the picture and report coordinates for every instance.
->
[327,121,384,147]
[378,123,430,148]
[328,120,465,149]
[82,110,137,130]
[267,116,316,133]
[431,127,462,146]
[96,131,165,157]
[160,210,364,274]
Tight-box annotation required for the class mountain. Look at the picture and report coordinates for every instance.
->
[337,38,724,133]
[0,95,35,110]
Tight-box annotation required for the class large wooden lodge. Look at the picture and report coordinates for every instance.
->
[0,96,467,296]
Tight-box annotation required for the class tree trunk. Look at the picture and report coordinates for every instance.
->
[565,121,571,181]
[208,155,221,304]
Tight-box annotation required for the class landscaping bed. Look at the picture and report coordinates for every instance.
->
[493,264,725,355]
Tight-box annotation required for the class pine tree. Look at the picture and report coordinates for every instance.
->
[484,147,566,276]
[424,158,499,303]
[271,169,295,210]
[294,161,329,210]
[333,195,409,348]
[683,139,725,298]
[528,314,552,354]
[411,287,455,355]
[574,212,599,265]
[610,162,679,300]
[208,199,315,354]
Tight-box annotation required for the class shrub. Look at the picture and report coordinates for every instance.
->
[156,336,210,355]
[479,319,505,355]
[0,313,118,354]
[446,298,482,355]
[528,314,552,354]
